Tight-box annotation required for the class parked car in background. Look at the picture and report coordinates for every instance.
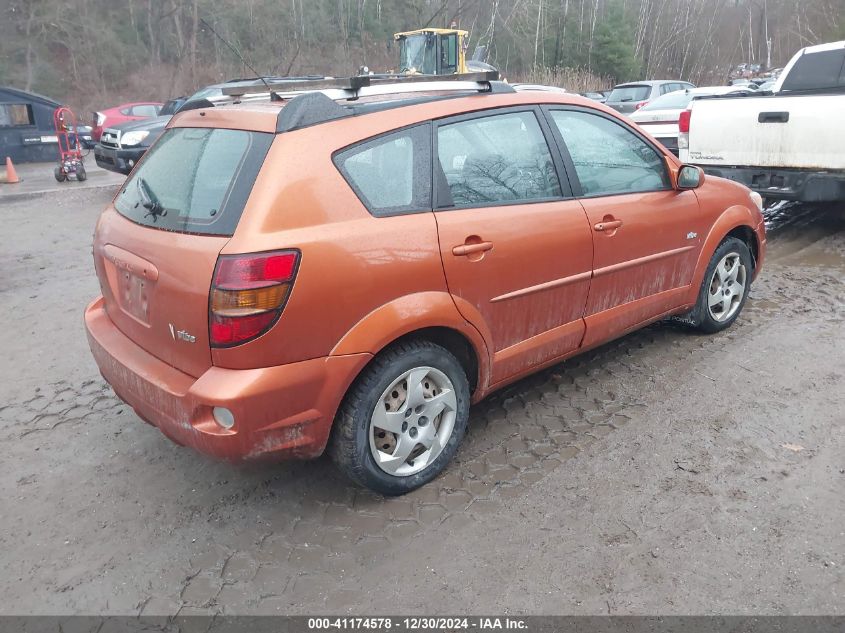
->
[579,91,607,103]
[84,74,766,495]
[680,40,845,202]
[630,86,750,155]
[92,101,163,141]
[184,76,327,103]
[94,97,186,175]
[605,80,696,114]
[511,83,567,93]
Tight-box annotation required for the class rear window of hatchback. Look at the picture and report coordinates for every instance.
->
[113,127,272,236]
[608,85,651,102]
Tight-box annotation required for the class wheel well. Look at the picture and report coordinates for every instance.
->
[726,226,759,271]
[389,327,480,393]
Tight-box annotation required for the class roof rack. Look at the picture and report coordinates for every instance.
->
[219,71,512,101]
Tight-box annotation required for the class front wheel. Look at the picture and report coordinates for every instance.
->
[687,237,753,333]
[54,166,66,182]
[75,164,87,182]
[329,340,470,495]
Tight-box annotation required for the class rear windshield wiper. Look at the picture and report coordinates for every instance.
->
[137,177,167,222]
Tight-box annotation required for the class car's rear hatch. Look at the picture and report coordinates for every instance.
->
[606,84,652,114]
[631,108,680,139]
[92,125,273,378]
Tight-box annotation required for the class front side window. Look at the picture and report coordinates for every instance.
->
[114,127,272,235]
[0,104,34,127]
[334,125,431,216]
[550,109,670,197]
[436,111,561,207]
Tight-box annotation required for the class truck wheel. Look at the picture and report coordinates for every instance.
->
[687,237,753,333]
[75,164,87,182]
[54,166,66,182]
[330,340,470,495]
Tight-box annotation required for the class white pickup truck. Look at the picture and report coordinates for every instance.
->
[679,41,845,202]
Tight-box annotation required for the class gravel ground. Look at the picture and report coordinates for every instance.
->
[0,189,842,615]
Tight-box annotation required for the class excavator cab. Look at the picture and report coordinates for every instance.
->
[395,29,468,75]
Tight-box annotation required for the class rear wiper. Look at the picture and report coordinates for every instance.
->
[137,177,167,222]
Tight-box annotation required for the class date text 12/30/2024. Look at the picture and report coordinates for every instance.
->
[307,618,528,630]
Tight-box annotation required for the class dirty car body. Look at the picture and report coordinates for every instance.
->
[84,77,766,494]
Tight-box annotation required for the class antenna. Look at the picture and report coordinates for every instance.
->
[199,18,271,92]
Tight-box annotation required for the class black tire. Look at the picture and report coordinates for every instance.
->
[685,237,753,333]
[54,166,66,182]
[75,164,87,182]
[329,340,470,495]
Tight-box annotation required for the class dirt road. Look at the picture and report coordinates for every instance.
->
[0,189,842,615]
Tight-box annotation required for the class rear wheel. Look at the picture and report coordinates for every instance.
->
[686,237,753,333]
[75,164,87,182]
[53,166,66,182]
[330,340,470,495]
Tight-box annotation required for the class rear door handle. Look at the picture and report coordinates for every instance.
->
[594,220,623,232]
[758,111,789,123]
[452,241,494,256]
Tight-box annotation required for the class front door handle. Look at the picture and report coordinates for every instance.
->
[594,219,623,232]
[452,241,494,256]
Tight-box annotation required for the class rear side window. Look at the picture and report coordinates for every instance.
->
[781,49,845,91]
[550,109,670,196]
[132,104,159,117]
[114,127,272,236]
[436,111,561,207]
[334,125,431,217]
[608,85,650,102]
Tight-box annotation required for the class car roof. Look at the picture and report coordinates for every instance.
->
[170,89,614,136]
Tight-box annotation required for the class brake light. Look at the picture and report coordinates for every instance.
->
[634,100,648,110]
[679,109,691,133]
[209,250,300,347]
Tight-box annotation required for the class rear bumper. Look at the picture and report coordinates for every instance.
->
[84,296,371,461]
[94,145,146,175]
[700,166,845,202]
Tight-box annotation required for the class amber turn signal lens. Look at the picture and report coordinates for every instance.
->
[211,283,290,316]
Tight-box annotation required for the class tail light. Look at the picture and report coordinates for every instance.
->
[678,109,692,149]
[678,109,691,133]
[209,250,300,347]
[634,100,648,110]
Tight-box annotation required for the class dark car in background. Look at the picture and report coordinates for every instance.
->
[605,80,695,114]
[94,97,185,175]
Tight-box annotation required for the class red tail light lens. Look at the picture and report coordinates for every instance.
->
[634,101,648,110]
[679,109,691,133]
[209,250,300,347]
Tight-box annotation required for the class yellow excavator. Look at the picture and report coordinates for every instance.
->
[394,28,494,76]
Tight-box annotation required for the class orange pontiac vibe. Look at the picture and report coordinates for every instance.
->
[85,74,766,494]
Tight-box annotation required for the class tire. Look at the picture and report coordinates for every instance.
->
[329,340,470,495]
[54,166,66,182]
[75,164,87,182]
[686,237,753,333]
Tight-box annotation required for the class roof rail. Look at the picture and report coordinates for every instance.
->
[220,71,512,100]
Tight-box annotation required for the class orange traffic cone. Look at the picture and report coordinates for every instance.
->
[3,157,21,184]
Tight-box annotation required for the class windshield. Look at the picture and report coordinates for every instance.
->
[608,85,650,102]
[113,127,272,236]
[639,90,692,111]
[399,34,437,74]
[159,99,184,116]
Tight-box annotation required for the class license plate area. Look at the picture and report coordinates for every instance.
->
[117,271,152,324]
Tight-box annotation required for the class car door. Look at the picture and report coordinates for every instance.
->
[545,106,711,348]
[433,107,594,385]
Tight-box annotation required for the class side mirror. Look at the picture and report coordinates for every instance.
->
[677,164,704,189]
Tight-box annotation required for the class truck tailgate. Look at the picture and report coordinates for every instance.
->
[687,95,845,170]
